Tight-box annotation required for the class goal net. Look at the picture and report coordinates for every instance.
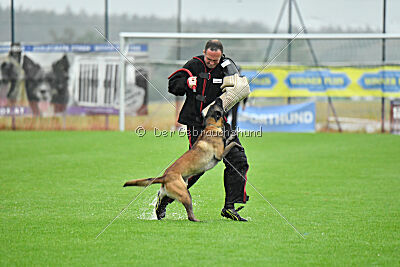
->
[118,32,400,133]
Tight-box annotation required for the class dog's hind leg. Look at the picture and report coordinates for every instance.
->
[180,189,199,222]
[155,185,167,207]
[165,175,199,222]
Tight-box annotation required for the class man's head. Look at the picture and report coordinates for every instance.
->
[203,39,223,69]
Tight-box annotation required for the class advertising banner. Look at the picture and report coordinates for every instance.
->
[237,102,316,133]
[0,43,148,117]
[242,66,400,98]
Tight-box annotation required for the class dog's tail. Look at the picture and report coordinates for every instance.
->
[123,175,166,187]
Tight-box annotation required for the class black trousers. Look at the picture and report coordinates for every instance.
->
[171,122,249,207]
[229,102,239,131]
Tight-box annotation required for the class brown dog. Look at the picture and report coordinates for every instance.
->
[123,98,241,221]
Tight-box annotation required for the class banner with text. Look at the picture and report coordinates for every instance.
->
[0,43,148,117]
[238,102,315,133]
[242,65,400,98]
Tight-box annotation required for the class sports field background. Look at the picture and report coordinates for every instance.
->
[1,131,399,265]
[0,98,394,132]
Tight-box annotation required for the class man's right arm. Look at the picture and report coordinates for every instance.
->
[168,72,188,96]
[168,61,196,96]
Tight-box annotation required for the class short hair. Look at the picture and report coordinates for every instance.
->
[205,39,223,53]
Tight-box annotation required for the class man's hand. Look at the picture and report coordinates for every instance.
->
[220,74,236,93]
[218,74,251,112]
[187,76,197,90]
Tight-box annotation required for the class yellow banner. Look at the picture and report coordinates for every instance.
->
[241,65,400,97]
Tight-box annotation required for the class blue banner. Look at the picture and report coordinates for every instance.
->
[237,102,316,133]
[0,44,147,53]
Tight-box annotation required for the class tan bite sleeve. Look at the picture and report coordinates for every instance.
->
[202,74,250,116]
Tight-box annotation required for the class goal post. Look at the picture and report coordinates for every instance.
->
[118,32,400,132]
[390,99,400,134]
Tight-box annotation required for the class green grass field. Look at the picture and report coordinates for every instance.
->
[1,131,399,266]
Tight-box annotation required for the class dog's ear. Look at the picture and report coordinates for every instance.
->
[52,54,69,73]
[22,55,35,71]
[22,55,41,78]
[215,97,223,107]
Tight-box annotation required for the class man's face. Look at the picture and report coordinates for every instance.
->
[203,49,222,69]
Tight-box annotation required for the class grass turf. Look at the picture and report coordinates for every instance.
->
[1,131,399,265]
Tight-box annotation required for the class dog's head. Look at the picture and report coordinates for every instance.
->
[22,55,70,102]
[204,98,224,128]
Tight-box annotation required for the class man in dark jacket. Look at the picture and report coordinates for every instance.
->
[156,39,249,221]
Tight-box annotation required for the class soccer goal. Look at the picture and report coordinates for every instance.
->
[118,32,400,132]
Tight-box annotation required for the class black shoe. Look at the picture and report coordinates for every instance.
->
[221,206,247,221]
[155,193,169,220]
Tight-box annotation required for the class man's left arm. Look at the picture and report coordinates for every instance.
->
[221,57,240,77]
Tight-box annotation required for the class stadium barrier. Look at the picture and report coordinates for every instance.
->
[390,99,400,134]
